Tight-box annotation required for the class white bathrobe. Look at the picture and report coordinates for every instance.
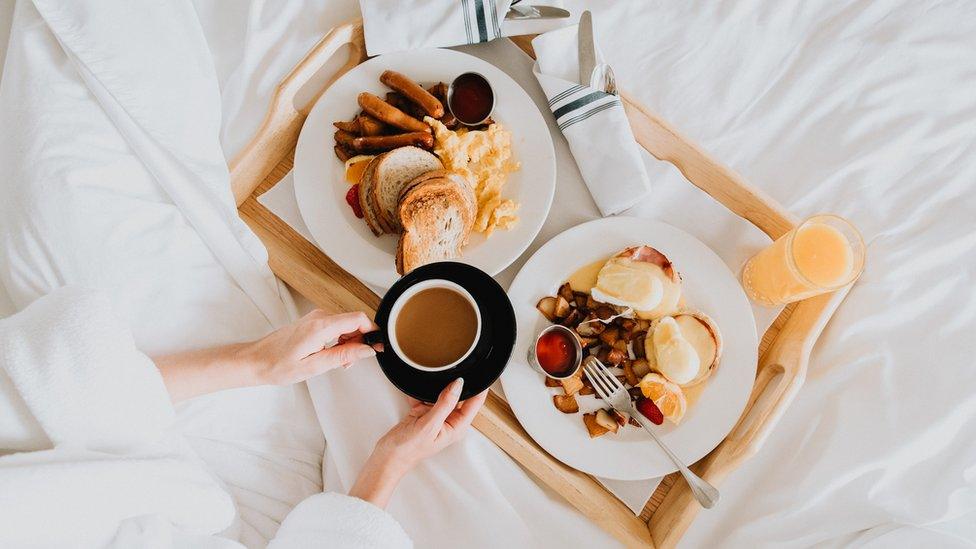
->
[0,286,410,548]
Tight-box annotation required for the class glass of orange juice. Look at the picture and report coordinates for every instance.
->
[742,214,865,306]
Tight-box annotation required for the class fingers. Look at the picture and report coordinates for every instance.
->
[302,341,376,376]
[419,378,464,431]
[339,332,384,352]
[445,389,487,433]
[307,311,379,346]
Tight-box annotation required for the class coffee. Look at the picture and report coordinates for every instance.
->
[394,287,478,368]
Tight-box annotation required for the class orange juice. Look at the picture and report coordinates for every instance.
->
[742,215,864,306]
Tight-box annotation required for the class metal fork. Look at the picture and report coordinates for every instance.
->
[583,356,720,509]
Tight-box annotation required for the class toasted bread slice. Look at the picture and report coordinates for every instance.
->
[358,158,385,236]
[395,171,476,274]
[368,146,442,233]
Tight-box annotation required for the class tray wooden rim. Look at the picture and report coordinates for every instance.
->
[230,21,852,548]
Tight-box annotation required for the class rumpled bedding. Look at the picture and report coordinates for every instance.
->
[1,0,974,548]
[0,1,325,546]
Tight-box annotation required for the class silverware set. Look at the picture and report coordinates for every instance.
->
[578,10,618,95]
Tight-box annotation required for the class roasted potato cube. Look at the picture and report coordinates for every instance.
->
[619,318,637,332]
[582,412,609,438]
[586,295,600,309]
[594,346,610,363]
[576,336,598,349]
[573,292,588,308]
[558,282,575,302]
[622,360,639,386]
[576,318,605,337]
[599,327,620,346]
[560,371,584,396]
[553,296,571,321]
[553,394,579,414]
[613,339,628,352]
[611,409,629,427]
[544,376,561,388]
[633,333,647,358]
[536,296,558,321]
[632,358,651,378]
[595,306,615,320]
[560,309,583,328]
[607,348,627,366]
[579,384,595,396]
[595,409,619,434]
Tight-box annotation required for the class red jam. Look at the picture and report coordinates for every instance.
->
[449,73,494,124]
[536,329,577,377]
[346,184,363,218]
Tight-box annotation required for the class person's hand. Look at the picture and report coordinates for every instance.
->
[378,378,487,473]
[349,379,487,508]
[242,310,380,386]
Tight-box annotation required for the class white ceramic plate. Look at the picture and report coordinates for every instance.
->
[293,49,556,290]
[501,217,758,480]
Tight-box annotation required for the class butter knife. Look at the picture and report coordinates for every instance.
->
[505,5,571,20]
[578,10,596,87]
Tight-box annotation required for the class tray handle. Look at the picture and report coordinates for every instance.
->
[648,286,849,548]
[230,21,367,205]
[621,93,798,240]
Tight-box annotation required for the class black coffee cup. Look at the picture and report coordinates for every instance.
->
[367,262,516,403]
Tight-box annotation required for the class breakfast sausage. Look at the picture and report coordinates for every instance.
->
[334,129,357,148]
[356,114,388,136]
[351,132,433,152]
[333,119,360,134]
[385,92,427,120]
[357,92,430,133]
[334,144,352,162]
[381,70,445,118]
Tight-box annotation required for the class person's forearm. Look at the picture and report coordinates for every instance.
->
[349,450,409,509]
[153,343,260,402]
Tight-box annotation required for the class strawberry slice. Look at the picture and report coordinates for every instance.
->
[346,184,364,218]
[636,397,664,425]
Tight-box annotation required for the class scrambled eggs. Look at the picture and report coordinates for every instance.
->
[425,117,520,235]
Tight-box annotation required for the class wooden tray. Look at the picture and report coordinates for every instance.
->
[230,21,851,548]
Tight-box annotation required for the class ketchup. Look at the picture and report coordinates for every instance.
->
[449,73,494,125]
[536,329,578,377]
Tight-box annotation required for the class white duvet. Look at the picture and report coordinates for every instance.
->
[1,0,974,548]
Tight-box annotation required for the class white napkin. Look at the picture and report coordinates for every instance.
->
[359,0,570,56]
[360,0,508,56]
[532,25,651,216]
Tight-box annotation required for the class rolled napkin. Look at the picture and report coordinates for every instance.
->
[532,25,651,216]
[360,0,509,55]
[359,0,568,56]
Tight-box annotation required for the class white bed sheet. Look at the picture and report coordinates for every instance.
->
[193,0,976,546]
[2,0,974,547]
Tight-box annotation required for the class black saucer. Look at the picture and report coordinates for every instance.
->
[372,262,516,403]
